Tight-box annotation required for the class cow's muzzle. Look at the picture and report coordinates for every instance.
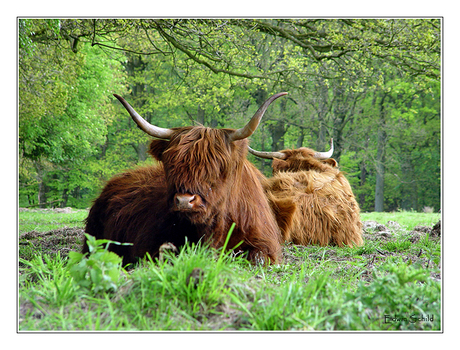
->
[173,193,204,211]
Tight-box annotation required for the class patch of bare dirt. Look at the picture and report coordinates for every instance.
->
[281,220,441,284]
[19,207,81,213]
[19,227,85,261]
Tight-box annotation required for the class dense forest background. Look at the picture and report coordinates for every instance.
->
[18,18,441,212]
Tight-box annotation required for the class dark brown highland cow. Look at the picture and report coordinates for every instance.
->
[83,93,287,265]
[249,139,363,248]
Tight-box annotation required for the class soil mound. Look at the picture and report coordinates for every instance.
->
[19,227,85,260]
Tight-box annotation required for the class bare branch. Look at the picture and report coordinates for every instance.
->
[153,21,267,79]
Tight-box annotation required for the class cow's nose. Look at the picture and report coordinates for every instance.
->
[174,193,197,210]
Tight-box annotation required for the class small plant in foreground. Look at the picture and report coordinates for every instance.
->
[67,234,131,294]
[340,261,441,330]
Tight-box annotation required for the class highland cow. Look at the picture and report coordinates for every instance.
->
[249,139,363,247]
[83,93,287,265]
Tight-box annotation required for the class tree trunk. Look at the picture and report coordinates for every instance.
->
[316,122,328,152]
[126,54,151,163]
[374,151,385,212]
[400,155,418,210]
[270,121,286,151]
[132,141,149,162]
[359,161,367,208]
[269,98,288,151]
[33,160,47,208]
[61,188,69,208]
[296,129,305,149]
[374,93,388,212]
[196,106,205,125]
[359,137,369,209]
[332,115,344,163]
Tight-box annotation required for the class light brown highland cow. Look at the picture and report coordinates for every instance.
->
[249,139,363,248]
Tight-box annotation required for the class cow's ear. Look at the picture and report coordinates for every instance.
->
[323,158,338,168]
[148,140,169,161]
[272,159,289,173]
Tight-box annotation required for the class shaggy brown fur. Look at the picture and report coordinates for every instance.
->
[262,147,363,247]
[83,126,282,265]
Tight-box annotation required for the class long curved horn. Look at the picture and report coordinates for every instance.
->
[314,138,334,159]
[249,138,334,160]
[113,94,174,139]
[230,92,288,141]
[247,147,287,160]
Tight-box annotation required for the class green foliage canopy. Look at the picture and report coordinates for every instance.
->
[18,18,441,211]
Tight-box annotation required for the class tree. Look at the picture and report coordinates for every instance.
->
[19,19,127,207]
[27,19,440,84]
[19,19,83,206]
[18,18,441,211]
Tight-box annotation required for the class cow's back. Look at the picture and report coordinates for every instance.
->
[263,169,363,247]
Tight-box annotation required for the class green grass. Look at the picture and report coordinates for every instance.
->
[19,210,88,234]
[18,209,440,235]
[361,211,440,231]
[18,209,442,331]
[19,241,441,331]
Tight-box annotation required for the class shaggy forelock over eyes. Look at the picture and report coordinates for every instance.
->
[272,148,331,173]
[166,128,233,192]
